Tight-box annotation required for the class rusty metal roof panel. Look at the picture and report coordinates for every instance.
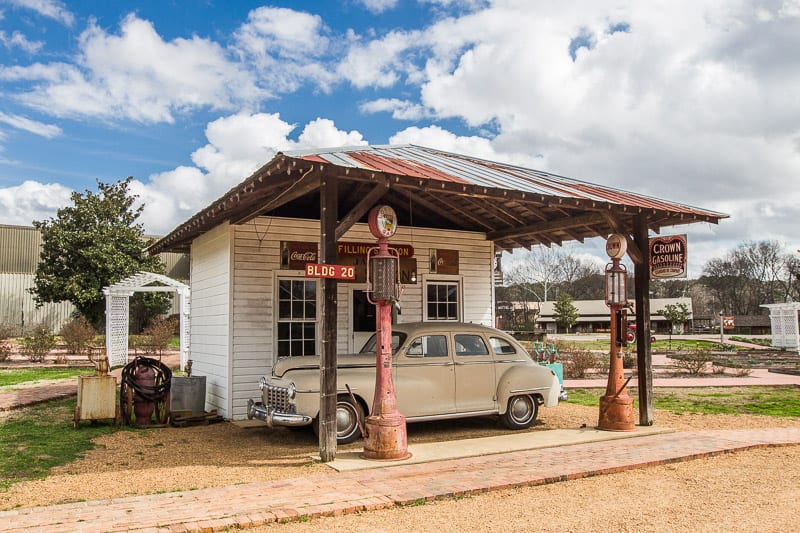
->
[284,144,725,218]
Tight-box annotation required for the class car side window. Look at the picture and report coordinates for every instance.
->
[489,337,517,355]
[454,334,489,356]
[406,335,448,357]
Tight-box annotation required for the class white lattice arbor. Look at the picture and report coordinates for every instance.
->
[761,303,800,353]
[102,272,190,369]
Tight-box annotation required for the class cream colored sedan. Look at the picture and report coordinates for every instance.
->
[247,322,564,444]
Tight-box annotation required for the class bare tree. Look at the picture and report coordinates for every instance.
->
[701,240,795,315]
[505,247,566,302]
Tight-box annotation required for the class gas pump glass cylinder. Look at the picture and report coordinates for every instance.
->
[605,261,627,306]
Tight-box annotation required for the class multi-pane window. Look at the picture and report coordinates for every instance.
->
[426,282,459,321]
[277,279,317,357]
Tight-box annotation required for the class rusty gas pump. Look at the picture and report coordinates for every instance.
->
[598,234,636,431]
[362,205,411,460]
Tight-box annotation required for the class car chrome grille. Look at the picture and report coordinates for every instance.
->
[265,384,296,413]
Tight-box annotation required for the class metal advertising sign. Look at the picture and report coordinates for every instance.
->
[304,263,356,280]
[723,316,735,330]
[649,234,688,279]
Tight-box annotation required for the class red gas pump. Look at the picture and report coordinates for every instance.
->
[362,205,411,460]
[598,234,636,431]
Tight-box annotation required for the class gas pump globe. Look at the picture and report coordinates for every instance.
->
[598,234,635,431]
[362,205,411,460]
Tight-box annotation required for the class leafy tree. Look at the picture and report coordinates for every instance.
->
[553,293,579,333]
[659,302,691,349]
[31,177,168,329]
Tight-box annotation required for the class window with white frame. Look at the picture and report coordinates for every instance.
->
[425,281,459,321]
[277,279,317,357]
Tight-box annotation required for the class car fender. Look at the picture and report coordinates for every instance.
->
[279,367,377,419]
[496,364,561,412]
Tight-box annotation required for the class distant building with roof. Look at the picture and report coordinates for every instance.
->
[500,297,694,335]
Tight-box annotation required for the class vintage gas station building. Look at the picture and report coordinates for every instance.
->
[148,144,727,423]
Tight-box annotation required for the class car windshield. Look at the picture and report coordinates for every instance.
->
[358,332,407,355]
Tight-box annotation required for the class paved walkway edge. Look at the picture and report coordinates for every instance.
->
[3,427,800,532]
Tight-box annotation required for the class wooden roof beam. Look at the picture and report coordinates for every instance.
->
[487,212,606,241]
[335,180,390,241]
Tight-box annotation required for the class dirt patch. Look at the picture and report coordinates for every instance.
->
[2,401,799,511]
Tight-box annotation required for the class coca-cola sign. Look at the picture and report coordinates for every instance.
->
[281,241,318,270]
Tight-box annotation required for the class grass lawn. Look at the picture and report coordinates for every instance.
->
[567,386,800,417]
[0,398,126,491]
[0,368,87,388]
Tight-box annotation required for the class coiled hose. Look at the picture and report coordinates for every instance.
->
[120,356,172,426]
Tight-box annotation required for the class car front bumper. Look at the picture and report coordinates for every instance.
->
[247,399,312,427]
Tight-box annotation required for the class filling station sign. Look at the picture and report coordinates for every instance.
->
[649,234,688,279]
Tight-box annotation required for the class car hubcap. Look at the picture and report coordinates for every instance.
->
[336,403,358,437]
[510,396,533,423]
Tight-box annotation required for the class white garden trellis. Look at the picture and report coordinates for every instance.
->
[761,303,800,354]
[102,271,190,369]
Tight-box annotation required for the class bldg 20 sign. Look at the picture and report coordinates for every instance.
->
[649,234,687,279]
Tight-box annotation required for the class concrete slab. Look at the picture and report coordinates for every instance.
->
[318,425,675,472]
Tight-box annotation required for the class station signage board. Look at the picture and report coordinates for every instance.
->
[649,234,687,279]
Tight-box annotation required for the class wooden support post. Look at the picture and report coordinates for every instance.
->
[319,175,338,462]
[633,216,654,426]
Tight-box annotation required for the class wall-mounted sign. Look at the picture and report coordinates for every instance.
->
[305,263,356,280]
[430,249,459,275]
[281,241,318,270]
[649,234,687,279]
[338,241,414,258]
[282,241,416,283]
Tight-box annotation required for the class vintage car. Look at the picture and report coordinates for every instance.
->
[247,322,566,444]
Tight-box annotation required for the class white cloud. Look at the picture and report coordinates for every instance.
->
[0,30,43,53]
[232,6,335,93]
[133,113,366,234]
[360,98,430,120]
[0,180,72,225]
[357,0,398,14]
[6,14,263,123]
[6,0,74,26]
[389,125,542,168]
[337,30,419,88]
[0,111,61,137]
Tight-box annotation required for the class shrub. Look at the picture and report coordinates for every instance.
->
[59,317,96,355]
[711,364,727,375]
[562,346,598,379]
[141,316,179,356]
[20,324,57,362]
[671,349,713,375]
[622,351,636,369]
[734,365,753,377]
[0,323,15,362]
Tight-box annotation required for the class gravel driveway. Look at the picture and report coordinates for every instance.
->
[2,398,799,532]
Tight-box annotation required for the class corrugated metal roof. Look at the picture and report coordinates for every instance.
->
[149,144,728,254]
[284,145,724,218]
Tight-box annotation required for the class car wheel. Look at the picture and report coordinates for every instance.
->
[502,394,539,430]
[313,396,364,445]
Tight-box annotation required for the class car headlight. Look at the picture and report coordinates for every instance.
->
[287,382,296,400]
[259,376,268,390]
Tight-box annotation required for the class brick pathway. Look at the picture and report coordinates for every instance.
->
[2,427,799,532]
[0,380,78,411]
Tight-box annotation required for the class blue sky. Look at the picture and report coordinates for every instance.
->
[1,0,799,277]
